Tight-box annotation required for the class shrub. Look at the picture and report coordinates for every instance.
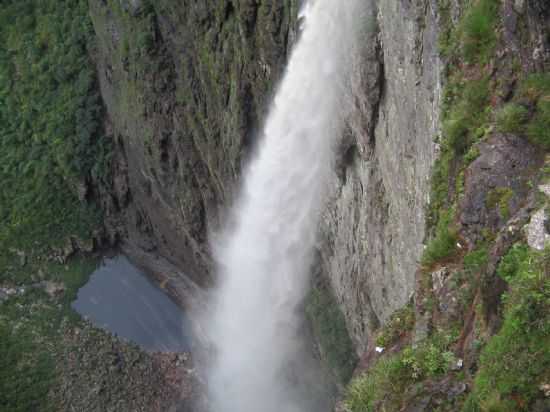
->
[443,77,490,155]
[527,99,550,150]
[464,246,489,274]
[518,73,550,103]
[496,243,530,282]
[460,0,500,64]
[375,305,415,348]
[464,145,481,164]
[422,210,459,267]
[345,355,408,412]
[496,103,529,134]
[345,332,459,412]
[465,246,550,411]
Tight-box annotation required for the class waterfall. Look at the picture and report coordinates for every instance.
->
[206,1,364,411]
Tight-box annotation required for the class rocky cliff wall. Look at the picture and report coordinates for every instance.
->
[91,0,441,355]
[319,0,442,355]
[90,0,298,284]
[91,0,549,372]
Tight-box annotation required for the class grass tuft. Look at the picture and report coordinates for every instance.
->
[422,210,459,268]
[460,0,500,64]
[496,103,529,134]
[464,245,550,411]
[345,332,459,412]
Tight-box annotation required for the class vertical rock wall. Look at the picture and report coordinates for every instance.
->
[90,0,298,283]
[92,0,444,356]
[319,0,441,354]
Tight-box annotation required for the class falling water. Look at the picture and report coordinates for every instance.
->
[206,1,364,411]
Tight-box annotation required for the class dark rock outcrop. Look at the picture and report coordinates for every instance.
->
[460,134,543,244]
[90,0,298,283]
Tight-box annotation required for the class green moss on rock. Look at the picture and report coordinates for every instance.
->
[486,187,514,220]
[306,284,358,384]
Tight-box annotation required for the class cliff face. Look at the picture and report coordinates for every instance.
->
[90,0,298,283]
[91,4,550,407]
[319,0,442,354]
[91,0,441,349]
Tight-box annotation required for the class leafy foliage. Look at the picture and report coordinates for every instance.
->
[496,74,550,150]
[486,187,514,219]
[375,304,415,348]
[526,98,550,150]
[422,210,459,268]
[429,75,491,233]
[345,331,459,412]
[0,257,98,412]
[443,77,491,156]
[464,246,550,411]
[0,2,107,409]
[0,0,110,258]
[496,103,529,134]
[460,0,500,64]
[464,246,489,274]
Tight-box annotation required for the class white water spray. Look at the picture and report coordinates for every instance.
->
[206,1,364,411]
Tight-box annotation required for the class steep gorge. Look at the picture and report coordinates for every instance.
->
[91,0,446,355]
[90,0,299,283]
[1,0,548,410]
[90,0,441,345]
[89,2,550,410]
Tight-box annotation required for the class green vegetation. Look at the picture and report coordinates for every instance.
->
[306,285,358,384]
[0,1,108,410]
[460,0,500,64]
[0,0,110,261]
[519,74,550,150]
[496,103,529,134]
[464,246,489,274]
[443,77,491,156]
[378,1,550,410]
[526,98,550,150]
[345,331,459,411]
[429,75,491,230]
[0,257,99,412]
[518,73,550,101]
[463,145,481,165]
[375,305,415,348]
[438,0,500,63]
[490,74,550,150]
[429,0,500,232]
[422,210,459,268]
[486,187,514,220]
[464,245,550,411]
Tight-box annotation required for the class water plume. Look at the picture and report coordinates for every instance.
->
[206,1,365,411]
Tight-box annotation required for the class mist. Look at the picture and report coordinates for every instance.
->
[205,1,366,411]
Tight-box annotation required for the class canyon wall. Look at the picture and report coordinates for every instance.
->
[90,0,550,366]
[90,0,441,354]
[90,0,299,284]
[319,0,442,354]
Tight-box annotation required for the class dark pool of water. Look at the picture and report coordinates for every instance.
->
[72,255,189,352]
